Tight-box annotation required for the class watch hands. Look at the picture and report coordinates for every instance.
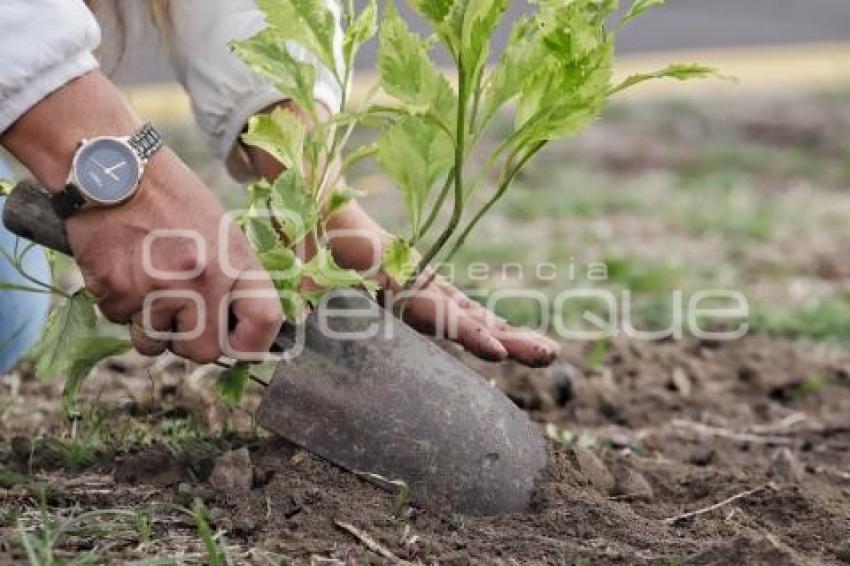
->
[89,157,119,182]
[90,157,126,182]
[104,161,127,180]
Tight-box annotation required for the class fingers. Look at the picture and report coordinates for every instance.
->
[169,299,223,364]
[406,278,560,367]
[225,275,284,359]
[463,300,560,367]
[82,270,143,325]
[400,287,508,362]
[451,305,509,362]
[130,311,171,357]
[117,271,282,364]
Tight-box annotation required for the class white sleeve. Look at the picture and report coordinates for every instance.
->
[0,0,101,134]
[167,0,343,181]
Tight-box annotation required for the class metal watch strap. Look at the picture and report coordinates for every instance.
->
[128,123,163,161]
[51,183,87,220]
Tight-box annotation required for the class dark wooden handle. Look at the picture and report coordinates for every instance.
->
[2,180,73,256]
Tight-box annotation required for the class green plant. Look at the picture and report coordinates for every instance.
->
[794,374,828,399]
[1,0,712,408]
[231,0,715,303]
[189,500,233,566]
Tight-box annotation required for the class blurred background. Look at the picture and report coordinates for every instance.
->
[120,0,850,82]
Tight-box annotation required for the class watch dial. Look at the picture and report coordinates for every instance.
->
[75,139,140,203]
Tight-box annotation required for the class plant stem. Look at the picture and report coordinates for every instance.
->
[212,360,269,388]
[414,168,455,246]
[0,245,70,298]
[368,105,455,143]
[442,141,546,264]
[409,62,468,285]
[468,66,485,136]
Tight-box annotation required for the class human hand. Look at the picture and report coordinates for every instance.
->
[67,148,283,362]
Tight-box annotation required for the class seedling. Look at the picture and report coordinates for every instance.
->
[232,0,715,314]
[1,0,713,408]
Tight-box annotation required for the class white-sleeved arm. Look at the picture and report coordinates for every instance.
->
[0,0,101,134]
[167,0,343,181]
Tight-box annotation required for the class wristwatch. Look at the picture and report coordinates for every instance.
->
[51,123,164,219]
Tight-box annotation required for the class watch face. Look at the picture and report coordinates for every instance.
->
[74,138,141,204]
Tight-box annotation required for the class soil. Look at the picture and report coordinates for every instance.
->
[3,334,850,564]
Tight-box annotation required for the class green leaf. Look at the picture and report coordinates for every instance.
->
[62,337,131,413]
[246,179,273,205]
[378,3,456,119]
[260,247,303,291]
[260,247,302,278]
[406,0,453,26]
[508,0,619,144]
[30,291,97,378]
[343,0,377,67]
[376,117,454,240]
[240,181,280,253]
[216,362,251,407]
[481,16,546,126]
[303,247,370,293]
[609,63,718,95]
[260,248,307,321]
[459,0,508,83]
[382,237,418,286]
[622,0,665,25]
[483,0,621,145]
[232,29,317,115]
[255,0,340,81]
[0,179,12,196]
[269,169,319,245]
[341,142,378,172]
[242,107,306,175]
[326,186,362,218]
[244,215,280,254]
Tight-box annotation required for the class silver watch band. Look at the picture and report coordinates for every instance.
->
[128,123,164,161]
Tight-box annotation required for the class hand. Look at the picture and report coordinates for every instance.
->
[317,200,560,367]
[384,269,560,367]
[67,148,283,362]
[2,72,283,364]
[244,100,559,367]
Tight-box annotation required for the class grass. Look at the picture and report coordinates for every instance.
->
[751,295,850,345]
[11,491,240,565]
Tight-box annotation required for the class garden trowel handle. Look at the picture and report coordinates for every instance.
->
[2,180,72,256]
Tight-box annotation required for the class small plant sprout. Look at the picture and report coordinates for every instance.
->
[545,423,575,446]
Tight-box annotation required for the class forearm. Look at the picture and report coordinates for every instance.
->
[1,72,142,192]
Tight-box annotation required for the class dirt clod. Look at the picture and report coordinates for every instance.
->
[209,447,253,493]
[684,534,803,566]
[612,468,654,501]
[115,445,186,487]
[572,446,614,493]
